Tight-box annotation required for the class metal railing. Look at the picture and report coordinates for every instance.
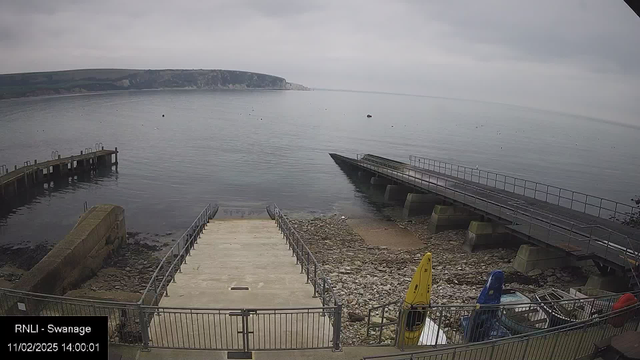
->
[352,154,640,272]
[409,155,639,223]
[142,305,338,351]
[0,286,339,351]
[272,203,342,350]
[363,302,640,360]
[404,154,640,290]
[140,204,218,306]
[0,203,341,352]
[1,145,109,177]
[367,290,640,349]
[0,287,144,345]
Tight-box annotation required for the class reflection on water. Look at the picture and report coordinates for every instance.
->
[0,168,117,220]
[1,89,638,247]
[0,168,118,246]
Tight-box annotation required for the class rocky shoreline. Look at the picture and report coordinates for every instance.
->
[0,232,171,303]
[289,214,595,346]
[76,232,168,296]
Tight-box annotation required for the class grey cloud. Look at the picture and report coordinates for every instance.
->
[403,1,640,73]
[239,0,323,18]
[0,0,639,125]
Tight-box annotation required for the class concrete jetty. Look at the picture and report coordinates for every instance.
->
[330,152,640,292]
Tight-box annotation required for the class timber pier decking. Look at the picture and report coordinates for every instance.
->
[0,147,118,200]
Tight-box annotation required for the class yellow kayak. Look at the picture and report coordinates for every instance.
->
[402,252,432,346]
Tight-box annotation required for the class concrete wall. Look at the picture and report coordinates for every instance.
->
[14,204,126,295]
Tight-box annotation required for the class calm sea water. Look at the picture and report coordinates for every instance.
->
[1,89,639,247]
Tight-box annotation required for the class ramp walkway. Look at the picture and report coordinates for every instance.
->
[147,218,335,351]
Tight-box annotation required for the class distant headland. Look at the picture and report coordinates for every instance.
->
[0,68,310,99]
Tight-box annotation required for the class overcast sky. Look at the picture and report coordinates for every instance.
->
[1,0,639,125]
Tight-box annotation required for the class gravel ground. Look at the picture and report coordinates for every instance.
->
[78,231,172,296]
[289,214,594,346]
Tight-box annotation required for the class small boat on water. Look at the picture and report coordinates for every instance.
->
[499,289,549,334]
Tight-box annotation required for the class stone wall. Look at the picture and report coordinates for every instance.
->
[13,204,126,295]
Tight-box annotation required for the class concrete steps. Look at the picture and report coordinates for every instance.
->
[159,219,320,308]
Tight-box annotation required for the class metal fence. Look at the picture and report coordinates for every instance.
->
[272,204,341,310]
[0,287,144,345]
[409,155,638,223]
[137,204,343,352]
[367,290,639,349]
[353,154,640,275]
[142,306,338,351]
[272,203,343,349]
[363,302,640,360]
[140,203,218,306]
[0,203,342,352]
[0,287,340,351]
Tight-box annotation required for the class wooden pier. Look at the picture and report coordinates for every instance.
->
[0,148,118,200]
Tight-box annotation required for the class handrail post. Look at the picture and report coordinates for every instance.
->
[333,303,342,351]
[306,249,310,283]
[138,305,150,350]
[397,308,406,351]
[322,277,326,307]
[434,308,443,348]
[312,263,317,297]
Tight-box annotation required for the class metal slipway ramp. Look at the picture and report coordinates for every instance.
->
[330,153,640,275]
[145,205,341,352]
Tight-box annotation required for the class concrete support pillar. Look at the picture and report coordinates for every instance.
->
[585,274,628,293]
[512,245,572,273]
[403,193,441,218]
[357,171,371,180]
[97,155,111,167]
[35,169,44,182]
[370,176,392,186]
[384,185,409,202]
[53,164,63,177]
[463,221,510,252]
[427,205,482,233]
